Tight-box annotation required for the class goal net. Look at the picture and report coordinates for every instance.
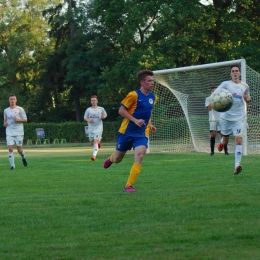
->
[150,59,260,155]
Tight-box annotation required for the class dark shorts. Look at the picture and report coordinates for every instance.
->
[116,133,148,151]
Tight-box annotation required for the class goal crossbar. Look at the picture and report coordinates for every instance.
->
[153,59,246,75]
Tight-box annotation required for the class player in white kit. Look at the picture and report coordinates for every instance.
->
[205,86,228,156]
[84,95,107,161]
[216,65,251,174]
[3,94,28,170]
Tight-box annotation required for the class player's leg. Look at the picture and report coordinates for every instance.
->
[8,145,15,169]
[210,125,216,156]
[89,134,96,161]
[124,145,146,192]
[91,140,99,161]
[217,121,228,155]
[124,137,148,192]
[103,133,131,168]
[234,136,242,174]
[233,121,244,174]
[90,133,102,161]
[218,120,231,152]
[103,150,127,168]
[17,145,27,167]
[219,133,229,155]
[6,136,15,169]
[223,138,229,155]
[16,136,27,167]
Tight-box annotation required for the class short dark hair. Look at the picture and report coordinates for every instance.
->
[230,64,240,71]
[136,69,153,83]
[9,94,16,98]
[211,86,217,90]
[91,95,98,100]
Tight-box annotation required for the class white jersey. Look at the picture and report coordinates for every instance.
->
[84,106,107,134]
[217,80,250,121]
[205,96,221,121]
[4,106,27,136]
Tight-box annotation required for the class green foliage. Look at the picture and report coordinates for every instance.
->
[22,121,122,143]
[1,0,260,122]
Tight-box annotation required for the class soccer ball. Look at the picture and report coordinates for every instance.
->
[210,88,234,112]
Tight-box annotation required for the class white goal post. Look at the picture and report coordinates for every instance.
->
[149,59,260,155]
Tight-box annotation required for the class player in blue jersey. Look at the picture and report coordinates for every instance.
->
[103,69,158,192]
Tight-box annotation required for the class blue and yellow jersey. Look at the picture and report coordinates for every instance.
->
[118,89,158,137]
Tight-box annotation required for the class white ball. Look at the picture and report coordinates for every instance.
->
[210,89,234,112]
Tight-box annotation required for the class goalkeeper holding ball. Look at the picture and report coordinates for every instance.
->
[216,65,251,175]
[103,69,157,192]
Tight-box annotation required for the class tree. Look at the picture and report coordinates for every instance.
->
[1,0,260,123]
[0,0,60,118]
[86,0,260,118]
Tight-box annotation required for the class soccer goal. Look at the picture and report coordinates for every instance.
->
[150,59,260,155]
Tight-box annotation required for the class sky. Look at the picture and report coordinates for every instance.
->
[200,0,213,5]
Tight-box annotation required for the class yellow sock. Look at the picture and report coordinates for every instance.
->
[109,154,114,163]
[125,162,141,187]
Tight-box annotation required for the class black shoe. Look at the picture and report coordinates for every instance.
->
[225,152,229,155]
[210,152,214,156]
[22,158,28,167]
[10,166,15,170]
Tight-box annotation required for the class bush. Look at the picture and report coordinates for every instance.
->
[20,121,122,143]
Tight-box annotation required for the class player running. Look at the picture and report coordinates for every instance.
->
[3,94,28,170]
[103,69,157,192]
[216,65,251,174]
[84,95,107,161]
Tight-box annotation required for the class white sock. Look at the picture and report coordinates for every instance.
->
[220,137,223,144]
[235,145,242,168]
[8,152,15,167]
[93,143,99,157]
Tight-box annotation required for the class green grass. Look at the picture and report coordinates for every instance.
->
[0,145,260,260]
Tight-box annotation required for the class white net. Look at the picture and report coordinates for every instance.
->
[150,59,260,154]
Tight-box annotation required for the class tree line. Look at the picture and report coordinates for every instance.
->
[1,0,259,123]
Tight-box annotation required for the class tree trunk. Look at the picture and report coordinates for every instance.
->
[75,94,81,122]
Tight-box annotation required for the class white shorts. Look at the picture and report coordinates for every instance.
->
[209,121,222,132]
[221,120,244,137]
[88,132,102,142]
[6,135,24,146]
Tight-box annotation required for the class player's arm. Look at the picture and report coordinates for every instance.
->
[3,119,7,127]
[243,93,251,103]
[85,118,94,123]
[150,123,156,133]
[205,97,212,110]
[84,109,89,122]
[147,118,156,133]
[101,108,107,119]
[85,117,94,123]
[118,106,146,127]
[14,108,27,123]
[13,117,27,123]
[84,109,94,123]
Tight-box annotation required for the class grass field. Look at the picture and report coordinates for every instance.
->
[0,144,260,260]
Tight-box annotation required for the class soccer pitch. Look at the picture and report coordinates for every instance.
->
[0,145,260,259]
